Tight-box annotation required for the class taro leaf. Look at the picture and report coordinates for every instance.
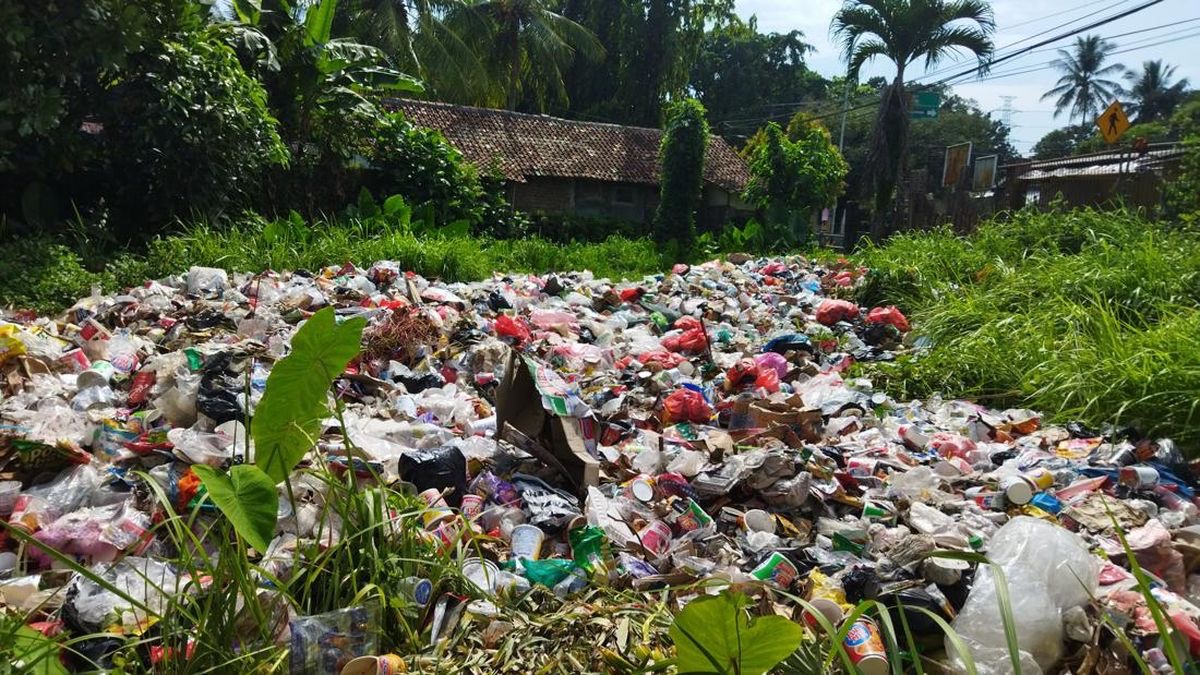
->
[12,624,66,675]
[253,307,365,484]
[193,464,278,553]
[669,590,804,675]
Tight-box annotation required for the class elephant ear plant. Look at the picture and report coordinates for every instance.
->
[195,306,366,552]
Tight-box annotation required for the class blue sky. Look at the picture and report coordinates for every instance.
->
[735,0,1200,154]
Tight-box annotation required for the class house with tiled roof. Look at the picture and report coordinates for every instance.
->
[384,99,754,228]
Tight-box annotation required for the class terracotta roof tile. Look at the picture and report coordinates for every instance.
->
[384,99,750,193]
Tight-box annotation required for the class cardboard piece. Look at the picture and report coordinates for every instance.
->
[495,349,599,493]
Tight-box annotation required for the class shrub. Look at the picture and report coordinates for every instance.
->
[742,115,848,248]
[102,35,287,237]
[654,99,709,248]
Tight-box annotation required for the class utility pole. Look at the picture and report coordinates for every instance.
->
[827,76,853,248]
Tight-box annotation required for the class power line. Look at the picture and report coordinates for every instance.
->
[715,15,1194,129]
[714,0,1167,132]
[820,0,1165,124]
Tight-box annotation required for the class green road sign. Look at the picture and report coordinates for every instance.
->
[911,91,940,119]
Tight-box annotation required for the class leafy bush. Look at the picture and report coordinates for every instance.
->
[105,35,288,235]
[655,98,709,248]
[742,115,847,248]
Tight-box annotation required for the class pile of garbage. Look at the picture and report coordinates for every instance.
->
[0,256,1197,674]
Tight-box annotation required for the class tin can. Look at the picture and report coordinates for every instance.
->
[77,360,117,390]
[1023,467,1055,491]
[965,487,1006,510]
[1119,465,1160,490]
[509,524,545,560]
[459,493,485,520]
[398,577,432,607]
[128,370,157,406]
[843,618,888,675]
[750,552,798,588]
[639,520,673,557]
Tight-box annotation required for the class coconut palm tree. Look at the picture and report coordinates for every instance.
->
[1042,35,1125,125]
[831,0,995,223]
[452,0,604,111]
[334,0,490,103]
[1123,60,1190,123]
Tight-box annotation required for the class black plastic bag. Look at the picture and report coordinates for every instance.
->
[399,446,467,507]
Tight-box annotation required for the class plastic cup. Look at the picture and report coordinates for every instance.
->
[639,520,673,557]
[509,524,545,560]
[742,509,775,534]
[77,360,117,390]
[460,493,485,520]
[461,557,499,595]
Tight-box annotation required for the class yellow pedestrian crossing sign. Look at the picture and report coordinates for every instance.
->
[1096,100,1130,144]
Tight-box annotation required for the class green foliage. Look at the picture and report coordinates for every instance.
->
[855,207,1200,450]
[654,98,709,249]
[366,114,521,234]
[0,237,111,314]
[105,35,287,232]
[689,16,825,131]
[254,307,366,484]
[669,590,804,675]
[3,622,67,675]
[193,464,280,552]
[557,0,734,127]
[743,116,847,248]
[1031,125,1095,159]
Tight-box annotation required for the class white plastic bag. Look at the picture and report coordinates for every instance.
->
[948,516,1100,674]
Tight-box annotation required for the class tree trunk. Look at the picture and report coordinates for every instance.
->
[864,70,910,242]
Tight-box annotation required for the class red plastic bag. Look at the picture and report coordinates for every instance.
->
[663,388,713,424]
[494,314,531,344]
[753,367,780,393]
[619,287,645,303]
[674,316,703,331]
[724,358,760,391]
[677,328,708,353]
[815,299,860,325]
[866,305,910,332]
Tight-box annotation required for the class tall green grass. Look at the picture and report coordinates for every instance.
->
[0,216,677,315]
[857,206,1200,450]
